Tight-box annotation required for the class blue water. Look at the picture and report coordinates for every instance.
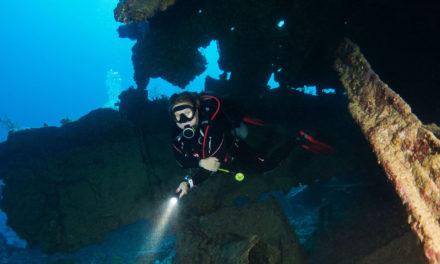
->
[0,1,344,262]
[0,0,331,142]
[0,0,135,142]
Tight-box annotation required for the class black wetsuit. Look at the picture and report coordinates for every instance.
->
[172,96,296,186]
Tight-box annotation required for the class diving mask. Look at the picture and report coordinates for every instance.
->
[172,105,196,124]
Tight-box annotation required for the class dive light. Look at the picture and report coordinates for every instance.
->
[169,190,181,205]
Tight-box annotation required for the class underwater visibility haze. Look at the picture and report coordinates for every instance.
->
[0,0,134,142]
[1,0,440,263]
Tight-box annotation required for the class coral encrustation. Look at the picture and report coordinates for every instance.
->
[335,38,440,264]
[114,0,176,24]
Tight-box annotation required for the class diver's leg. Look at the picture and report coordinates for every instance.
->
[191,168,212,186]
[234,140,280,173]
[253,137,299,173]
[265,137,298,167]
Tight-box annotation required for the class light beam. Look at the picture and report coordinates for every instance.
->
[146,196,179,253]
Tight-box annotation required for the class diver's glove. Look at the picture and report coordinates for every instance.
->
[175,175,195,198]
[199,157,220,171]
[176,181,190,198]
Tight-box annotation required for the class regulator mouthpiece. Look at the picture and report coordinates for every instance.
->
[182,126,195,139]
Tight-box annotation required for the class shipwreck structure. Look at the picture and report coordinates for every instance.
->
[1,0,439,263]
[335,39,440,264]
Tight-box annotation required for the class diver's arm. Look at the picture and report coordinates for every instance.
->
[175,121,232,194]
[176,169,210,198]
[188,169,211,186]
[186,124,228,186]
[176,181,189,198]
[172,143,199,168]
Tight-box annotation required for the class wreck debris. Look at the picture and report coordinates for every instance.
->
[0,108,174,253]
[115,0,177,24]
[174,198,307,263]
[335,38,440,264]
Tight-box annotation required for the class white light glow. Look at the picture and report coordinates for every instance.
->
[146,198,179,253]
[169,197,178,206]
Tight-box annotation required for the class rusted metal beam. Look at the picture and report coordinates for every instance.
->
[335,38,440,263]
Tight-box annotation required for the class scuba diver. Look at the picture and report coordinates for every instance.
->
[169,92,337,198]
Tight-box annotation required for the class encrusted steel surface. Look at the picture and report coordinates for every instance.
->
[335,39,440,264]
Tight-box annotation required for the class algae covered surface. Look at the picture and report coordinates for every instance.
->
[335,39,440,263]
